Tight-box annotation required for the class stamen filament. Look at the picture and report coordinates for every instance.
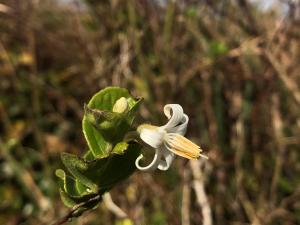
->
[164,134,208,160]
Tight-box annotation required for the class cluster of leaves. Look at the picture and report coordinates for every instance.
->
[56,87,142,214]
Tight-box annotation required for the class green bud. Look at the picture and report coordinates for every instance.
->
[112,97,128,113]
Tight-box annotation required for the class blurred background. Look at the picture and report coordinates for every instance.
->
[0,0,300,224]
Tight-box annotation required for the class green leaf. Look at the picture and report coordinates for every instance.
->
[56,169,90,197]
[59,189,100,208]
[111,142,129,154]
[208,41,228,59]
[60,153,99,193]
[59,189,76,207]
[95,142,141,191]
[58,87,143,209]
[57,142,141,202]
[88,87,131,111]
[82,87,142,158]
[76,142,141,192]
[83,150,95,161]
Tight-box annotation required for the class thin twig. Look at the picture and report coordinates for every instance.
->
[51,195,101,225]
[270,94,286,206]
[0,3,11,13]
[264,50,300,106]
[181,167,191,225]
[103,193,127,218]
[190,160,212,225]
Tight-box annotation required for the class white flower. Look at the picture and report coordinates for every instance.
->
[135,104,207,172]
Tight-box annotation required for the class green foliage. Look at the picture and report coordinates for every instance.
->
[208,41,229,59]
[185,6,198,18]
[56,87,142,209]
[83,87,142,157]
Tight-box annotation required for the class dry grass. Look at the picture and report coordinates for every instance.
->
[0,0,299,224]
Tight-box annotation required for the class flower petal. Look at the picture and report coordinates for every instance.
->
[157,147,175,171]
[140,128,165,148]
[167,114,189,135]
[135,148,162,172]
[161,104,184,130]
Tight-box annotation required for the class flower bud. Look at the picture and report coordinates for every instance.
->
[112,97,128,113]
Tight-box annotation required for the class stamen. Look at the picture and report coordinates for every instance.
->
[176,135,201,150]
[166,134,207,159]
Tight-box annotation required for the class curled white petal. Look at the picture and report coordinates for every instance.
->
[167,114,189,135]
[161,104,184,130]
[135,148,162,172]
[140,128,164,148]
[157,147,175,171]
[136,103,206,172]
